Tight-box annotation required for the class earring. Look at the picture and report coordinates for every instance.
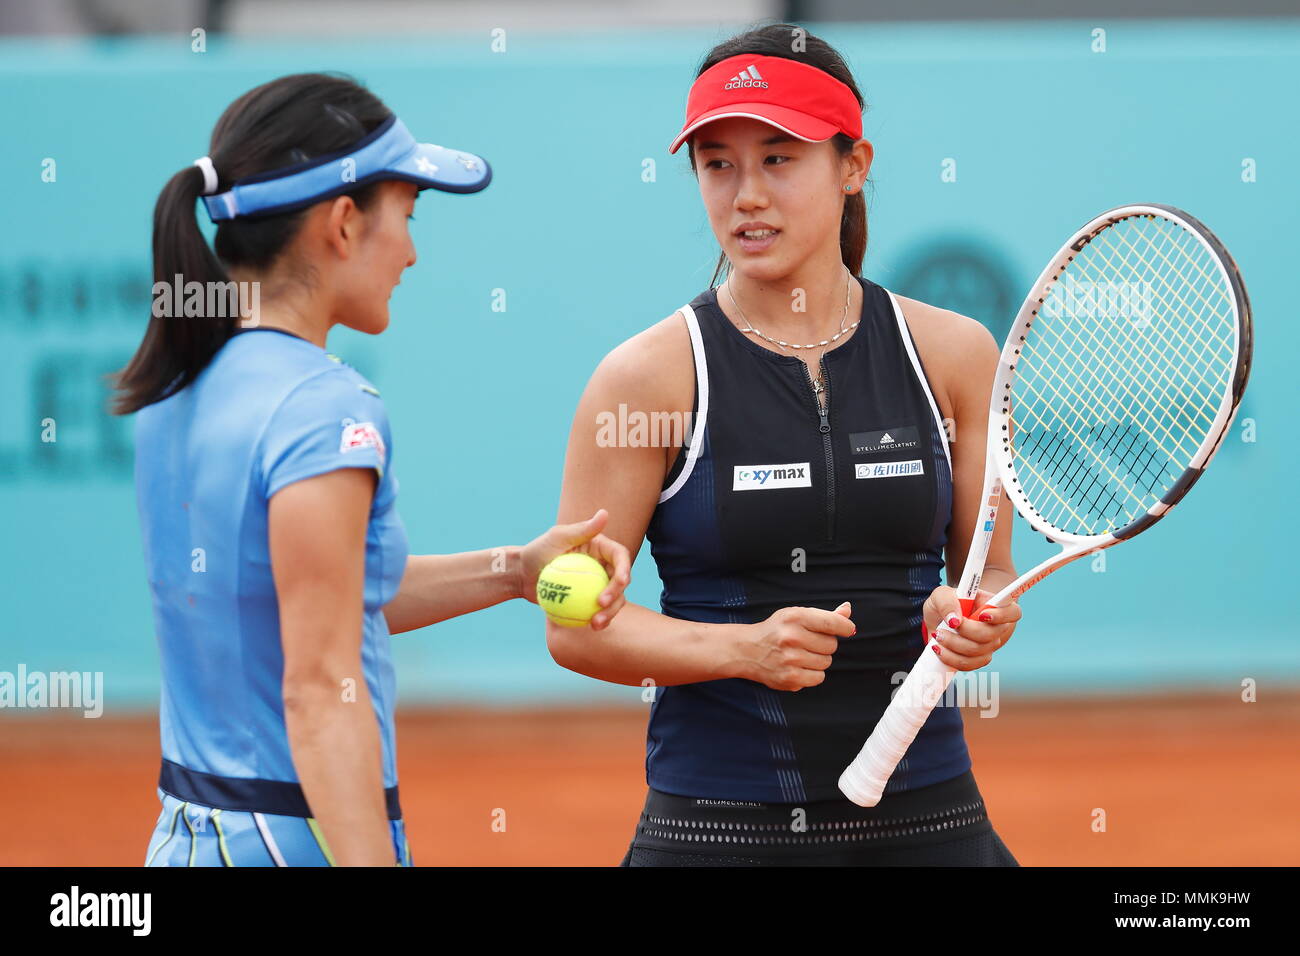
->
[844,184,853,193]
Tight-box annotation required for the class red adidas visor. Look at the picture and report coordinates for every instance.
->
[669,53,863,155]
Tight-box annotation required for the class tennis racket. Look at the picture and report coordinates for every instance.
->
[838,203,1253,807]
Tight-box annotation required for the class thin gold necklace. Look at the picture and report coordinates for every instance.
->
[725,266,855,395]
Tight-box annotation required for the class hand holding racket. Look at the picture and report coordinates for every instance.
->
[839,203,1253,807]
[924,585,1022,670]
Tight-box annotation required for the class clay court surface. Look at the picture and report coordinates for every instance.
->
[3,691,1297,866]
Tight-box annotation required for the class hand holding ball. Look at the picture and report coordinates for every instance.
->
[537,552,610,628]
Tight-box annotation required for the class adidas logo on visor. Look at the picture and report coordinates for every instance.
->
[724,64,768,90]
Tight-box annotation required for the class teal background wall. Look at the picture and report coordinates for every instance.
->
[1,19,1295,709]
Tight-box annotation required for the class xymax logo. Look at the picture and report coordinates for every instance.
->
[749,466,804,484]
[733,462,812,491]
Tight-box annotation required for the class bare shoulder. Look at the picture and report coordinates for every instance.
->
[567,309,697,505]
[892,293,996,356]
[588,309,695,411]
[891,293,998,416]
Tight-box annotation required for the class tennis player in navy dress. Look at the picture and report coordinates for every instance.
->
[548,25,1024,866]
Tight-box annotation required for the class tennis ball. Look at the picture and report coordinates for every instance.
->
[537,552,609,628]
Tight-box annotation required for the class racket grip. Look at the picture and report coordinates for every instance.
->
[838,631,958,807]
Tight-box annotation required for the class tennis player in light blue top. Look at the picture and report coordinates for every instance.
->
[114,73,631,866]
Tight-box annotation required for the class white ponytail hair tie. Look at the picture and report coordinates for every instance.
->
[192,156,218,196]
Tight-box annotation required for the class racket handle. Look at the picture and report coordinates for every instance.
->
[838,630,958,807]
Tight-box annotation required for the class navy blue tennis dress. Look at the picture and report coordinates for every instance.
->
[623,275,1017,866]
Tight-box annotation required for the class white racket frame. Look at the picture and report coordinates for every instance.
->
[838,203,1251,807]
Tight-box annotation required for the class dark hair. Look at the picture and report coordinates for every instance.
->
[111,72,392,414]
[686,23,869,286]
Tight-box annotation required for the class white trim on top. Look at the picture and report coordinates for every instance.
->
[885,290,953,475]
[658,304,710,504]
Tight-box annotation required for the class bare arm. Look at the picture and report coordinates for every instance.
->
[547,317,852,691]
[546,319,735,686]
[381,516,634,636]
[939,312,1017,593]
[897,297,1022,668]
[382,548,524,635]
[270,467,393,866]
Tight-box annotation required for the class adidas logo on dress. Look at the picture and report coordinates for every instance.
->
[880,433,895,443]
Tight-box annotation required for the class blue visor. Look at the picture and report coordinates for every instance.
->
[202,114,491,222]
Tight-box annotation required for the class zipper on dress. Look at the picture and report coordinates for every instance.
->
[800,357,835,541]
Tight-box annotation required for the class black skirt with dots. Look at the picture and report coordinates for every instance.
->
[618,770,1018,867]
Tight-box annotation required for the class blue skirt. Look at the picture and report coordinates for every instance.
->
[144,789,412,867]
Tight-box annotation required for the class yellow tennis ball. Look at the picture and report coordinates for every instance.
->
[537,552,609,628]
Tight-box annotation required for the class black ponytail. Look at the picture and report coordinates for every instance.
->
[685,22,869,287]
[109,164,235,415]
[112,72,392,414]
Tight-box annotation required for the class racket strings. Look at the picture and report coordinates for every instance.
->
[1079,223,1233,436]
[1008,214,1236,537]
[1017,232,1220,471]
[1015,220,1232,531]
[1013,299,1220,532]
[1090,224,1232,417]
[1009,286,1196,530]
[1039,222,1229,454]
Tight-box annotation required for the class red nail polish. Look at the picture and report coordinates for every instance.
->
[980,613,992,623]
[947,616,961,629]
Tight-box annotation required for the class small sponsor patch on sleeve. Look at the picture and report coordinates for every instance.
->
[340,421,386,463]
